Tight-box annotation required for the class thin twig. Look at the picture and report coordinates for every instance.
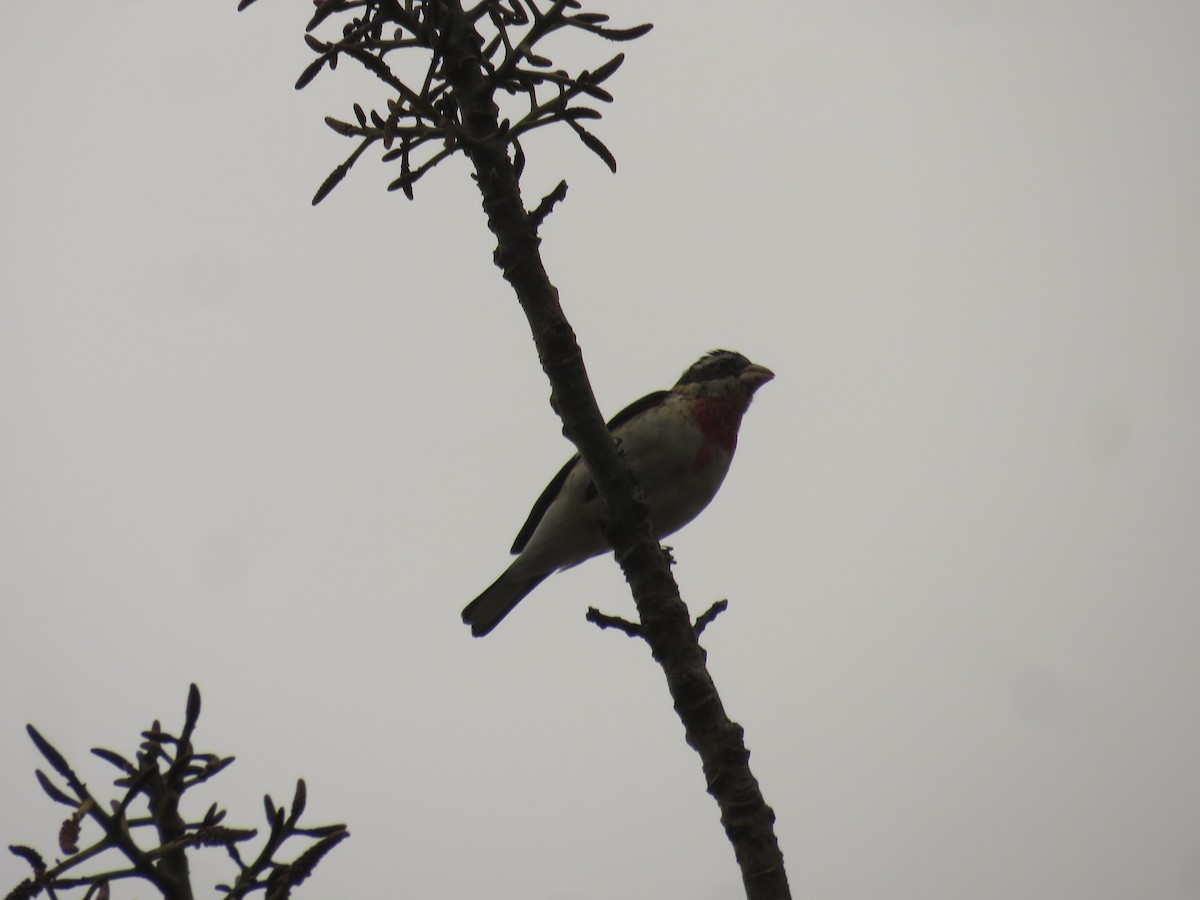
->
[585,607,643,637]
[528,180,568,230]
[693,599,729,637]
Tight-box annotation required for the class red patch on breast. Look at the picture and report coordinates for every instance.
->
[689,394,747,468]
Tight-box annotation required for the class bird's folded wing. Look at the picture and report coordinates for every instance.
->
[509,389,671,554]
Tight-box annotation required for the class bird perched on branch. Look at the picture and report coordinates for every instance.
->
[462,350,775,637]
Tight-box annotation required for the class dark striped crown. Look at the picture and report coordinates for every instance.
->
[674,350,752,386]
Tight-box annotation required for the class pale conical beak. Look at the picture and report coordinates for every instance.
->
[739,363,775,390]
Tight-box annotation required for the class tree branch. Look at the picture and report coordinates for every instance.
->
[435,3,789,897]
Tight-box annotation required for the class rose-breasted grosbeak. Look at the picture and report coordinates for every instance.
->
[462,350,774,636]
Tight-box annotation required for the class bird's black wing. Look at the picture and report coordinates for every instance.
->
[509,390,671,554]
[604,389,672,433]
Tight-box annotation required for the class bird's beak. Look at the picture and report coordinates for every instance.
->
[739,363,775,390]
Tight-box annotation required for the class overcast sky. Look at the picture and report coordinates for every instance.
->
[3,2,1199,899]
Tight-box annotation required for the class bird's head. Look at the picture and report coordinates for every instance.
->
[674,349,775,394]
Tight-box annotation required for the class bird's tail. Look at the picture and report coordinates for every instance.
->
[462,565,550,637]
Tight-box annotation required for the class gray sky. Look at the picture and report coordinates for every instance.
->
[3,2,1199,898]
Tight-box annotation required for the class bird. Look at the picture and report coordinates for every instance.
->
[462,350,774,637]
